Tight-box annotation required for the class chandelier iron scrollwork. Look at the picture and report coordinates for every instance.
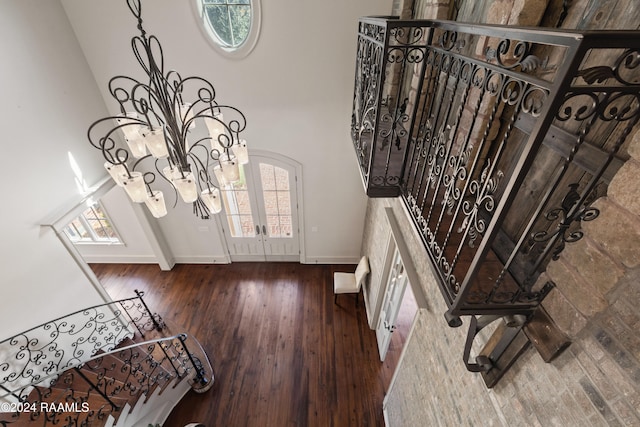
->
[88,0,248,219]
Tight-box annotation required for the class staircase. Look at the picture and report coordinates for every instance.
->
[0,291,212,426]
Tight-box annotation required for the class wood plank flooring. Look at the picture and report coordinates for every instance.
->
[91,263,404,427]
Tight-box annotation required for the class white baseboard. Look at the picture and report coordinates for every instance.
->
[83,255,358,265]
[302,256,360,264]
[172,256,231,264]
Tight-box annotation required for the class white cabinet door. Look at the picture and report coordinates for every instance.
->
[219,153,300,262]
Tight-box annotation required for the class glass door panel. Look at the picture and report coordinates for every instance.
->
[259,163,293,238]
[218,154,300,262]
[220,166,257,238]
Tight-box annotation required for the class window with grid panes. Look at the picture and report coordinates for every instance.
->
[63,203,121,244]
[220,165,256,238]
[259,163,293,238]
[201,0,252,49]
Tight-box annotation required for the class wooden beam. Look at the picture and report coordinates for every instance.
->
[523,305,571,363]
[515,113,624,183]
[480,323,531,388]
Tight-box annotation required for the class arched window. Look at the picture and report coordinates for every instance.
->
[194,0,261,58]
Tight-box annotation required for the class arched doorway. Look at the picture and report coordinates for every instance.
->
[217,151,304,262]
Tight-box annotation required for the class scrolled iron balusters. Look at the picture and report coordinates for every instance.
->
[390,26,425,46]
[351,34,383,179]
[353,16,640,386]
[0,284,213,425]
[485,39,549,73]
[537,88,640,263]
[0,334,208,426]
[0,293,162,399]
[0,308,133,390]
[386,46,425,65]
[532,183,600,260]
[437,29,465,52]
[557,91,640,128]
[4,371,115,425]
[458,160,504,249]
[442,145,472,214]
[521,86,549,117]
[379,97,409,152]
[361,22,385,43]
[577,48,640,86]
[465,277,554,306]
[425,126,448,191]
[406,124,431,195]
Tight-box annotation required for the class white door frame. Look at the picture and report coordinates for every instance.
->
[215,150,306,263]
[375,246,411,361]
[40,177,117,304]
[368,207,429,331]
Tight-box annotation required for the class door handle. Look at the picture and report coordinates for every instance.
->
[255,225,260,235]
[262,225,267,235]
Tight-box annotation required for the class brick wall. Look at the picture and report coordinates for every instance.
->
[362,0,640,425]
[364,197,505,426]
[365,194,640,426]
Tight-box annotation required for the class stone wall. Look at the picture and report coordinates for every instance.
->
[366,193,640,426]
[413,0,452,19]
[365,197,505,426]
[391,0,414,19]
[362,0,640,425]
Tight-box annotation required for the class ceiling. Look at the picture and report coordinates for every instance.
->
[57,0,392,262]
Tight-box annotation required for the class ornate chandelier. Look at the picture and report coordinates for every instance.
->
[88,0,248,219]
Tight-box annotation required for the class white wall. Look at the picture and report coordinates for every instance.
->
[60,0,391,264]
[0,1,116,338]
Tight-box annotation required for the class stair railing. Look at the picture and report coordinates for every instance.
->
[0,333,213,426]
[0,290,162,396]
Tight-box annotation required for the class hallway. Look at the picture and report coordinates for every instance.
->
[92,263,396,427]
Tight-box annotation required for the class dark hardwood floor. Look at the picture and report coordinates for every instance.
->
[91,263,406,427]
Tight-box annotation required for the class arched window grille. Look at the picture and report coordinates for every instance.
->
[195,0,261,58]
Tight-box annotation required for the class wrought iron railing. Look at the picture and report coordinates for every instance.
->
[0,333,212,425]
[0,291,161,395]
[352,17,639,378]
[0,291,212,425]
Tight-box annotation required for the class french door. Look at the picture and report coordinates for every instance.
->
[375,247,409,361]
[218,153,301,262]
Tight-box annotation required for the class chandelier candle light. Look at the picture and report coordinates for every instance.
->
[89,0,249,219]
